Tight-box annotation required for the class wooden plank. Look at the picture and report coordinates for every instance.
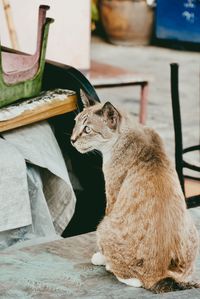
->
[0,90,77,132]
[185,178,200,197]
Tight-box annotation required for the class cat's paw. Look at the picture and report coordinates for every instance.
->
[117,277,143,288]
[106,263,111,271]
[91,252,106,266]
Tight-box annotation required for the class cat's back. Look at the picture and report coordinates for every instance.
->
[110,123,170,170]
[105,123,185,210]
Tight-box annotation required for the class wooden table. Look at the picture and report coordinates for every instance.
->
[1,230,200,299]
[88,60,152,124]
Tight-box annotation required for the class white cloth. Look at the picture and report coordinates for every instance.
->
[0,121,76,248]
[0,165,60,250]
[0,139,32,232]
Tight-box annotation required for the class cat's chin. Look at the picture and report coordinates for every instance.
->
[76,147,93,154]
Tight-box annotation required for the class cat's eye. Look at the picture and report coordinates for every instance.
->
[83,126,91,134]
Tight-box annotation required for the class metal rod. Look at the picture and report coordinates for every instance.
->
[170,63,185,194]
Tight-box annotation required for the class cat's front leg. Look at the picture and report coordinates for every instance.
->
[91,252,106,266]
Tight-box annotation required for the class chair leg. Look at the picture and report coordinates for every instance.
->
[186,195,200,209]
[139,82,148,124]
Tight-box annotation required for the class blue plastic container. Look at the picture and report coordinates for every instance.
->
[156,0,200,43]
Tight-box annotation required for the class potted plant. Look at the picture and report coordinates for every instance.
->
[98,0,154,46]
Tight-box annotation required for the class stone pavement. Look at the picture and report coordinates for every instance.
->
[1,227,199,299]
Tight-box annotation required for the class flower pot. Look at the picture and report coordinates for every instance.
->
[99,0,154,46]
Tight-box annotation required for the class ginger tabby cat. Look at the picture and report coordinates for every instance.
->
[71,90,199,293]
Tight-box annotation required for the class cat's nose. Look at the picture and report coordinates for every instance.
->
[71,137,76,144]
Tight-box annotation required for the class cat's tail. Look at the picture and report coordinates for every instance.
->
[150,277,200,294]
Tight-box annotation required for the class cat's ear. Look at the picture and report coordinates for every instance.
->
[80,89,96,108]
[101,102,121,130]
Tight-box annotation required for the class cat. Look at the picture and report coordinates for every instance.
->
[70,90,199,293]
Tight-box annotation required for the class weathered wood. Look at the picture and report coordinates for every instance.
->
[2,0,20,50]
[185,178,200,198]
[0,91,77,132]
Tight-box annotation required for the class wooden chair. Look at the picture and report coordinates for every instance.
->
[170,63,200,208]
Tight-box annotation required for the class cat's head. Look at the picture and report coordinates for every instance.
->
[71,90,121,153]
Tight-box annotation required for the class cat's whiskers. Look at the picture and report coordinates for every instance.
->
[91,149,102,158]
[76,104,81,114]
[64,132,72,137]
[73,110,79,117]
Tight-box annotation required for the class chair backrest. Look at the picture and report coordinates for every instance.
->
[170,63,200,209]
